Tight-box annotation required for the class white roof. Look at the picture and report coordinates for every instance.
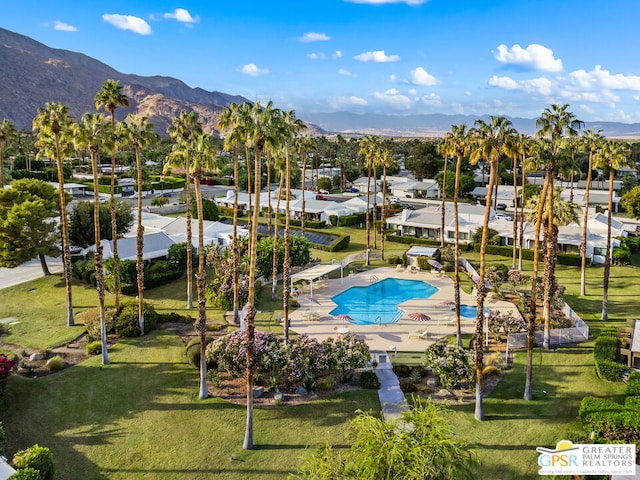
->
[406,246,438,257]
[291,263,342,282]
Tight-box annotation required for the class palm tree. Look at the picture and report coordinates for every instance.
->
[168,111,203,309]
[468,115,514,421]
[442,124,470,349]
[95,80,130,312]
[595,140,631,321]
[0,119,18,187]
[358,135,380,266]
[438,150,448,248]
[271,145,286,301]
[378,147,396,261]
[518,135,535,271]
[218,104,245,323]
[188,132,217,400]
[579,129,603,296]
[535,104,583,349]
[72,112,110,364]
[121,114,158,336]
[296,135,317,236]
[282,110,306,343]
[32,102,75,327]
[522,139,551,400]
[503,131,524,269]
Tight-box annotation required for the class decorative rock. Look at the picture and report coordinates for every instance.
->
[29,353,42,362]
[253,386,264,398]
[438,388,454,398]
[274,391,284,402]
[426,377,440,388]
[295,386,308,395]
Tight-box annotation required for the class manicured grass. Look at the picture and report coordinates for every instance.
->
[2,331,381,480]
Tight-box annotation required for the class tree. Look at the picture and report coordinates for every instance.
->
[436,145,449,247]
[0,179,61,275]
[442,124,470,349]
[468,115,515,420]
[621,185,640,218]
[71,113,112,364]
[95,79,130,312]
[68,200,133,248]
[32,102,75,327]
[168,111,204,310]
[504,131,525,269]
[536,104,583,349]
[0,119,18,187]
[579,129,603,296]
[595,139,631,321]
[296,135,317,236]
[377,147,396,261]
[121,114,158,336]
[292,400,477,480]
[358,135,381,266]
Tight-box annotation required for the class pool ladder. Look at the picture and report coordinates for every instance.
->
[369,275,379,283]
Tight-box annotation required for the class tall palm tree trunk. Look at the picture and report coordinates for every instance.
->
[271,176,283,301]
[266,154,272,236]
[380,164,387,260]
[365,164,371,266]
[518,154,526,271]
[136,146,145,335]
[245,145,252,228]
[54,137,74,327]
[193,178,208,400]
[109,127,121,312]
[475,160,497,421]
[441,156,447,247]
[185,161,194,309]
[580,153,593,296]
[512,156,518,269]
[542,164,555,349]
[524,177,549,400]
[283,146,292,344]
[453,154,463,348]
[232,146,240,324]
[602,168,614,321]
[92,151,109,365]
[244,145,262,450]
[301,153,307,236]
[372,165,378,250]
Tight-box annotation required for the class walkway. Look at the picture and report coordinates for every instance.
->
[371,350,409,420]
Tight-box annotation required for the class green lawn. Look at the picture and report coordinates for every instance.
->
[3,330,381,480]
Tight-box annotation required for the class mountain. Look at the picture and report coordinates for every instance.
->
[303,112,640,139]
[0,27,326,136]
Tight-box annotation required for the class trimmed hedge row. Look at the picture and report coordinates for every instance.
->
[470,243,582,266]
[314,234,351,252]
[338,212,366,227]
[290,219,326,229]
[594,328,626,381]
[385,234,443,248]
[121,269,185,295]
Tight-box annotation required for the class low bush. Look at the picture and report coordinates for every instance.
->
[12,445,54,480]
[80,308,116,342]
[482,365,502,376]
[392,364,411,378]
[360,371,381,390]
[316,375,335,391]
[86,341,102,356]
[399,380,418,394]
[593,328,626,381]
[8,468,43,480]
[47,356,64,372]
[115,302,158,337]
[185,336,216,369]
[157,312,193,324]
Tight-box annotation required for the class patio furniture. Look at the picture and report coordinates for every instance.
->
[409,328,429,340]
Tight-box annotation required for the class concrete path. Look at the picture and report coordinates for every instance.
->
[371,350,409,420]
[0,256,62,290]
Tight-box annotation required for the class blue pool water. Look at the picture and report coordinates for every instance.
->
[460,304,489,318]
[330,278,438,325]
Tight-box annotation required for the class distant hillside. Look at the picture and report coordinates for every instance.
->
[0,27,325,136]
[303,111,640,138]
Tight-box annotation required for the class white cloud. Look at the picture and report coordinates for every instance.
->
[333,50,343,59]
[410,66,438,86]
[328,96,369,109]
[354,50,400,62]
[299,32,331,43]
[488,75,519,90]
[163,8,199,23]
[239,63,269,76]
[494,44,562,72]
[488,75,553,96]
[372,88,411,109]
[418,93,441,106]
[389,74,397,82]
[345,0,428,5]
[102,14,152,35]
[53,21,77,32]
[307,52,325,60]
[338,68,357,77]
[569,65,640,91]
[408,88,417,95]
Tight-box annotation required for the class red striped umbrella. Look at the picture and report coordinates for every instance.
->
[335,314,354,323]
[409,312,431,322]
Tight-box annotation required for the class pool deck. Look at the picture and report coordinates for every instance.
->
[289,266,521,353]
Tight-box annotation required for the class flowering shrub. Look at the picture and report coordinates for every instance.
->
[207,331,370,391]
[507,269,530,287]
[0,354,16,396]
[423,340,474,390]
[487,310,527,342]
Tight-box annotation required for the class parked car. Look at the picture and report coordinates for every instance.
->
[388,196,401,204]
[316,194,327,200]
[496,203,507,210]
[348,187,359,193]
[399,202,416,210]
[496,213,513,221]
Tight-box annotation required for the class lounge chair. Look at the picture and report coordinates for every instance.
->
[409,328,429,340]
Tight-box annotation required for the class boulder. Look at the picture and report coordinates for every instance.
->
[29,353,43,362]
[295,386,308,395]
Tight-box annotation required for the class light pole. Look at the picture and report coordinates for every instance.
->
[484,311,490,348]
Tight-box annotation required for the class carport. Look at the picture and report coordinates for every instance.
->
[291,263,343,297]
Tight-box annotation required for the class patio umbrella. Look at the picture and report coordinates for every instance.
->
[335,314,354,323]
[428,259,443,269]
[471,275,491,289]
[409,312,431,322]
[439,300,455,307]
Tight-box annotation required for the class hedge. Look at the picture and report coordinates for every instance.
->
[313,234,350,252]
[385,234,442,248]
[470,243,583,266]
[121,269,184,295]
[290,219,326,229]
[593,328,626,381]
[579,396,640,443]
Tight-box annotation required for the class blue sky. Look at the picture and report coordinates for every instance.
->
[3,0,640,122]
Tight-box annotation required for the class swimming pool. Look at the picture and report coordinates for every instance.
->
[459,304,489,318]
[330,278,438,325]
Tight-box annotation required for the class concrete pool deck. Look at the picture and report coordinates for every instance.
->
[289,266,522,353]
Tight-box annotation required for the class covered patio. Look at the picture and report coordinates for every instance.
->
[290,263,343,297]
